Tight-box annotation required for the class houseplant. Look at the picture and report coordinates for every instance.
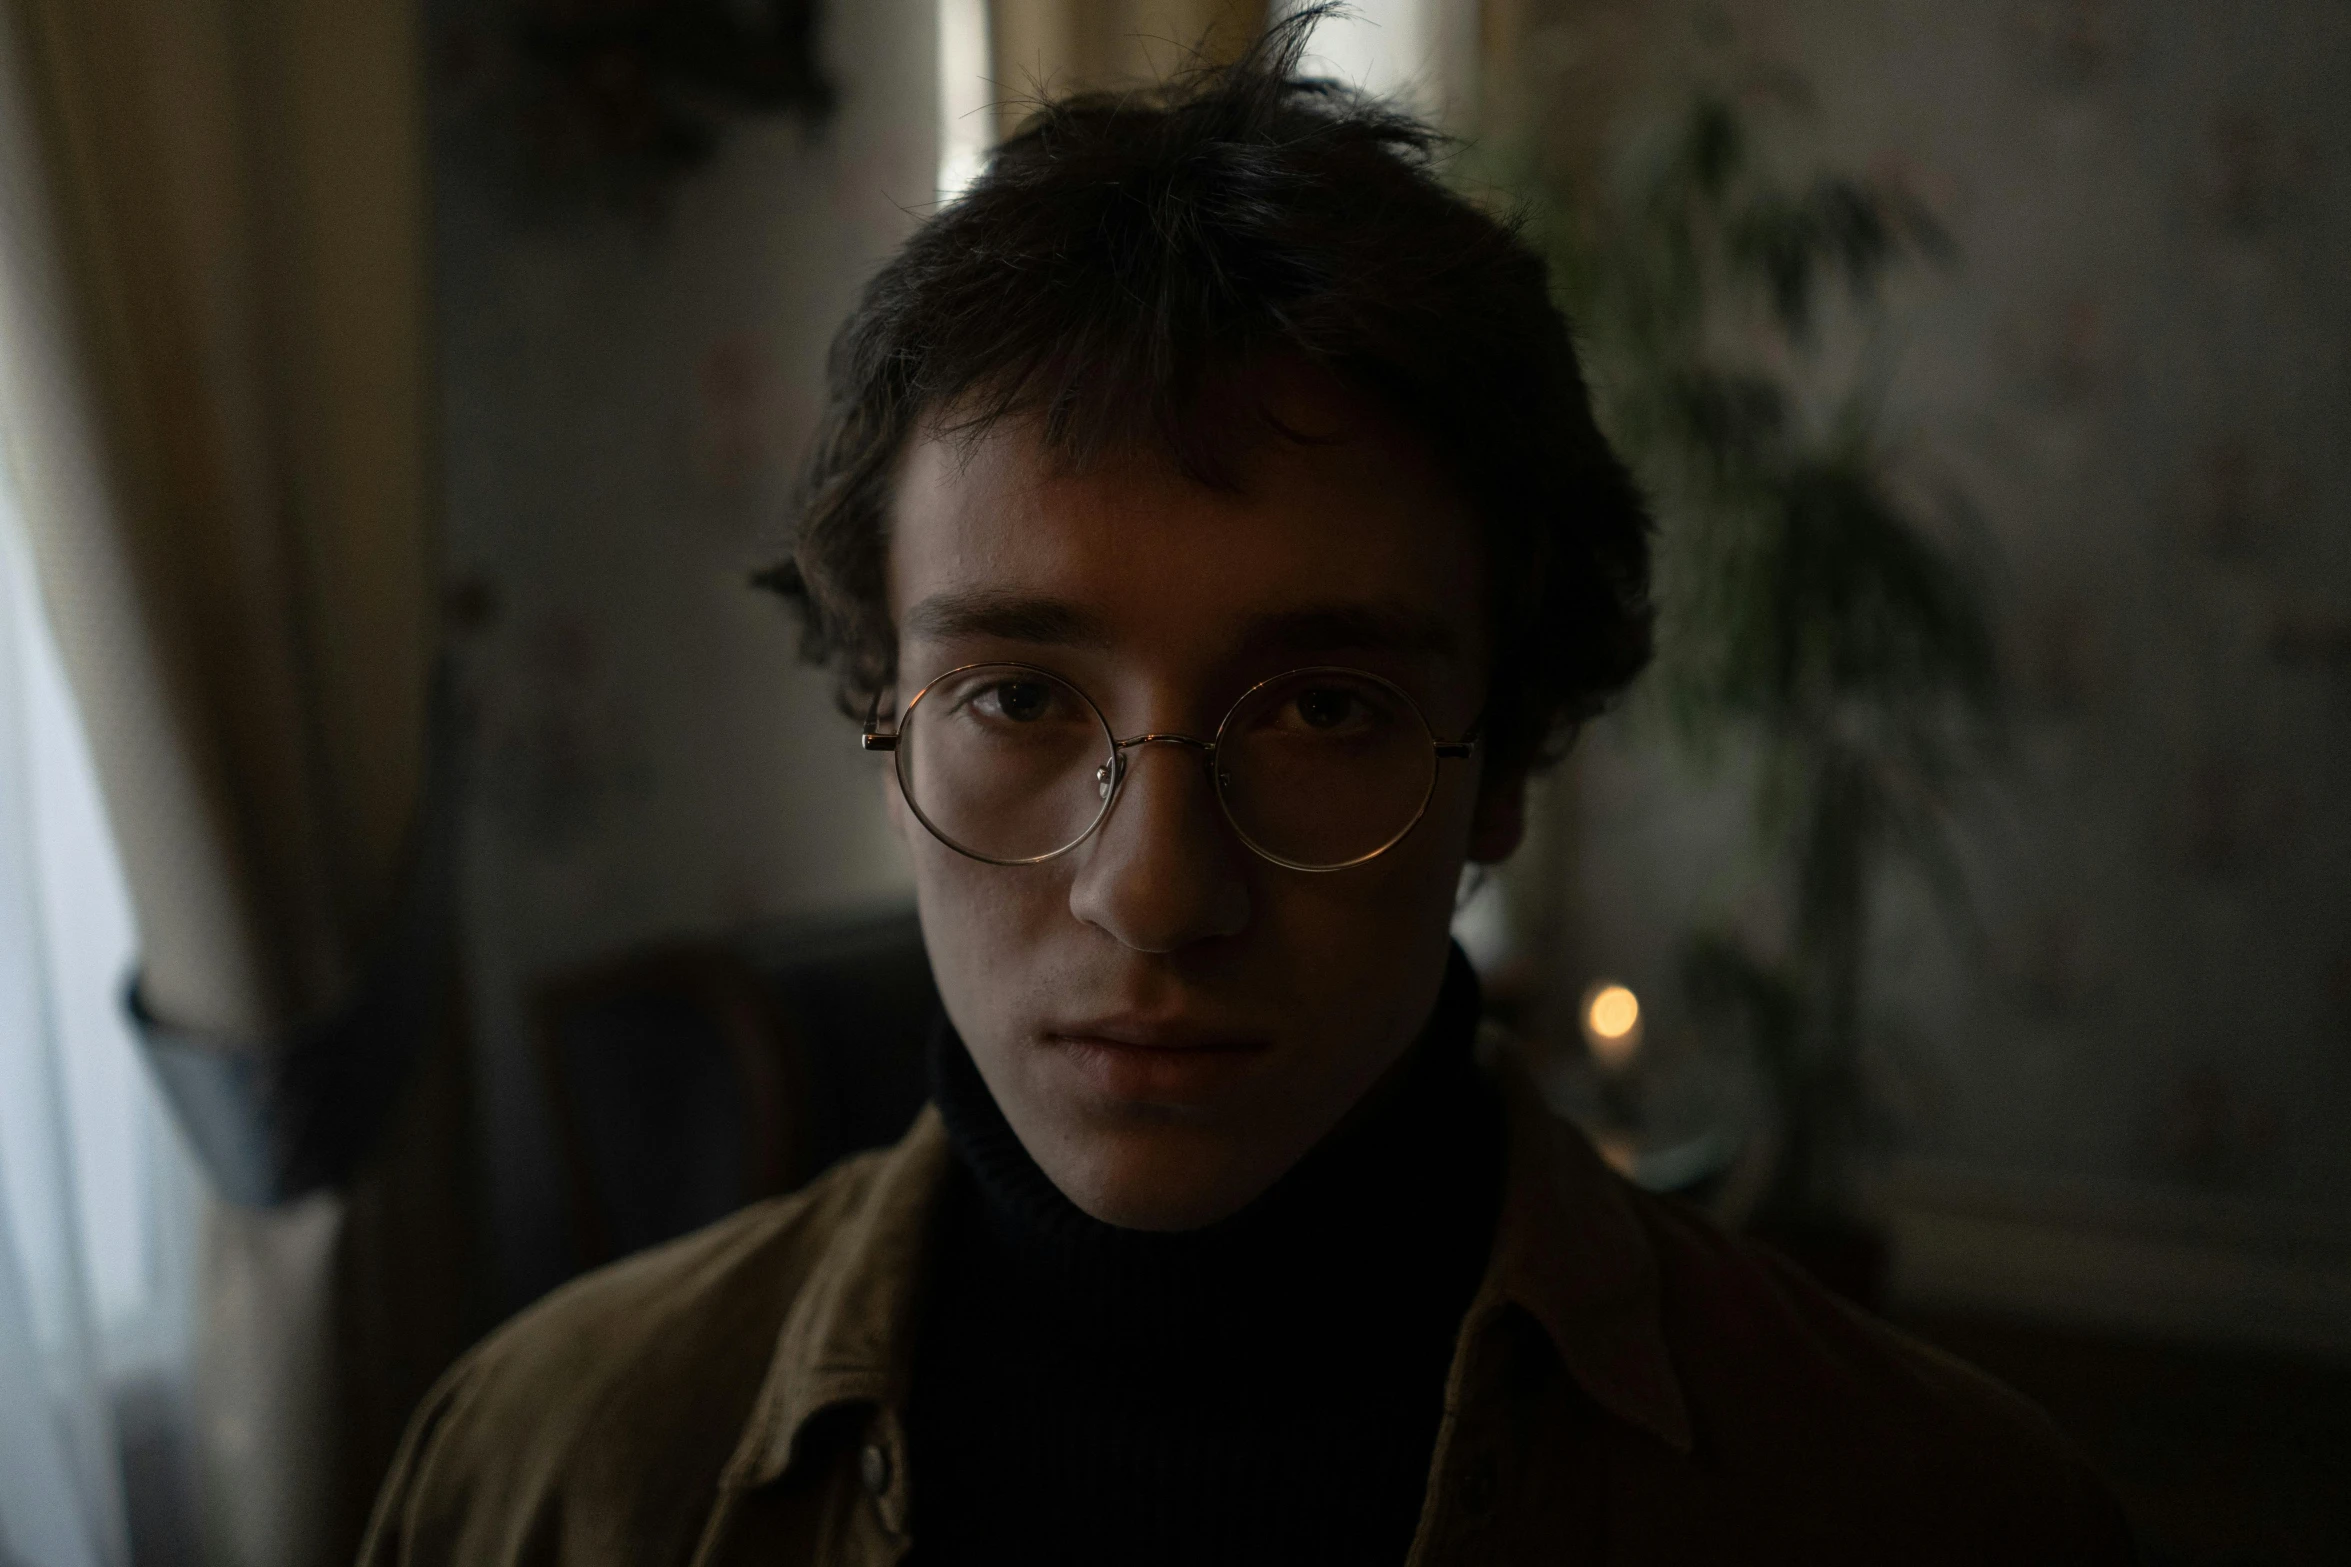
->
[1528,88,2001,1284]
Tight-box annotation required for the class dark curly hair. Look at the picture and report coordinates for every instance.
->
[759,9,1652,776]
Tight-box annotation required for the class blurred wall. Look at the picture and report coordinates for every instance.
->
[1512,0,2351,1351]
[430,0,929,1311]
[992,0,1264,139]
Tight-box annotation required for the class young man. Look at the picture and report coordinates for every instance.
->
[362,22,2133,1567]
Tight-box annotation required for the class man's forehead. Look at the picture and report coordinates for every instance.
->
[896,357,1447,522]
[900,588,1466,663]
[887,378,1484,654]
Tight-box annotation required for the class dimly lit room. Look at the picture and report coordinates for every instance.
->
[0,2,2343,1564]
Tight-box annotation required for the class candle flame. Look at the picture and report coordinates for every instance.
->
[1581,982,1643,1071]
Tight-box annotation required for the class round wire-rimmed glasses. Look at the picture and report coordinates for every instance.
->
[861,662,1478,872]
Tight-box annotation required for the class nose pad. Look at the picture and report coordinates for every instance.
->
[1093,739,1216,818]
[1069,737,1248,951]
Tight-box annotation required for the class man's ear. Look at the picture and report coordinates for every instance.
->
[1467,766,1528,864]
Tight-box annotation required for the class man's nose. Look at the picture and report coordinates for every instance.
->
[1066,739,1251,952]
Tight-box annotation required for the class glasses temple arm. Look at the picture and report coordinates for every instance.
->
[860,690,900,752]
[1433,711,1483,761]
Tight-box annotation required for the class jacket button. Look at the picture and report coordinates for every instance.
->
[860,1441,893,1498]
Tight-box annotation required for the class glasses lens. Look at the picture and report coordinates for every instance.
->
[898,665,1115,862]
[1216,669,1440,869]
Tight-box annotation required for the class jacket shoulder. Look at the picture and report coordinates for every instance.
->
[1624,1189,2135,1564]
[358,1146,897,1567]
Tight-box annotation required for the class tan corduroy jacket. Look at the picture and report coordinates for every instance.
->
[359,1066,2135,1566]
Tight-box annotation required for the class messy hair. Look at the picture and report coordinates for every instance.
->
[758,8,1652,775]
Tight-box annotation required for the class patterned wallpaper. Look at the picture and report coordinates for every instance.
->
[431,0,927,1309]
[1540,0,2351,1240]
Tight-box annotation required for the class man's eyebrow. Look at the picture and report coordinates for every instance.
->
[1237,603,1465,662]
[900,590,1114,648]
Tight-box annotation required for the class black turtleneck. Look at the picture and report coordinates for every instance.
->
[905,948,1503,1567]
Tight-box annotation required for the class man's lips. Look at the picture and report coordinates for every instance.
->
[1040,1019,1271,1101]
[1044,1017,1268,1053]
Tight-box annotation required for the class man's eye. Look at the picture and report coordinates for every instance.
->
[1293,687,1359,730]
[980,681,1054,722]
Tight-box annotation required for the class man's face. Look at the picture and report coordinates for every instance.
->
[885,367,1522,1230]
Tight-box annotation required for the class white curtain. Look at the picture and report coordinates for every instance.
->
[0,0,451,1557]
[0,437,196,1564]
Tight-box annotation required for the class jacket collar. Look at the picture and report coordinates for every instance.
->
[720,1047,1692,1491]
[1479,1056,1693,1452]
[721,1105,953,1489]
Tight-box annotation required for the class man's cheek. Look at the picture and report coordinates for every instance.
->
[880,763,912,840]
[916,850,1061,1019]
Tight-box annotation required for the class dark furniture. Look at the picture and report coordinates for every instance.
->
[531,904,938,1269]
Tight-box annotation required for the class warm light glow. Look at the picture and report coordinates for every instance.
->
[1580,982,1643,1071]
[1586,984,1639,1039]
